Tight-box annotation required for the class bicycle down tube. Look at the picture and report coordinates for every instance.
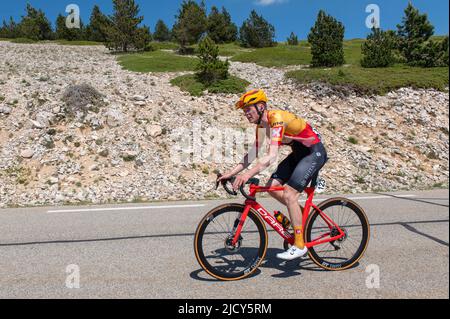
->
[232,186,345,248]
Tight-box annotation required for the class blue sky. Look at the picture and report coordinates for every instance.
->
[0,0,448,41]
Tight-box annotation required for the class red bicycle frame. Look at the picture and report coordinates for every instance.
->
[231,184,346,248]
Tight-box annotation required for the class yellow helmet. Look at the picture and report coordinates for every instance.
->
[235,89,268,109]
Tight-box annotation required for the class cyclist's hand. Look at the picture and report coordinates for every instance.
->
[217,172,234,183]
[232,174,250,191]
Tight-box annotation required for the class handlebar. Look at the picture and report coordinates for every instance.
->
[216,173,260,201]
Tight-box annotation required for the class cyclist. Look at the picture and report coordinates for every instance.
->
[218,89,328,260]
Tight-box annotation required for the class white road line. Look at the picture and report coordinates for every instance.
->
[299,194,417,202]
[46,195,417,213]
[47,204,206,214]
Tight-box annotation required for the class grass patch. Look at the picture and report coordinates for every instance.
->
[118,50,198,72]
[170,74,250,96]
[10,38,37,44]
[348,136,359,144]
[4,166,32,185]
[217,43,255,57]
[176,42,254,57]
[53,40,104,46]
[286,64,449,95]
[232,43,311,67]
[231,39,365,68]
[148,41,180,51]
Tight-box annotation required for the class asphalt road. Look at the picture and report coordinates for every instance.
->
[0,189,448,299]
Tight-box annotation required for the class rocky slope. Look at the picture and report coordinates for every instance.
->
[0,41,448,208]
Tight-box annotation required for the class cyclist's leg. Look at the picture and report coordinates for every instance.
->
[266,178,287,205]
[283,143,328,249]
[286,142,328,195]
[267,153,297,205]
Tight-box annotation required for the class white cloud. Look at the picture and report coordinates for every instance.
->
[254,0,288,6]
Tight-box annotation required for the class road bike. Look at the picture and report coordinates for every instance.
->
[194,174,370,281]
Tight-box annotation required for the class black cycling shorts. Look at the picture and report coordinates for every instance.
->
[270,141,328,193]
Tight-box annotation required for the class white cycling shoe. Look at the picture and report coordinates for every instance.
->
[276,245,308,261]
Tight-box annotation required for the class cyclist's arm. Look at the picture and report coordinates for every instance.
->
[245,115,285,177]
[229,140,260,176]
[244,143,279,177]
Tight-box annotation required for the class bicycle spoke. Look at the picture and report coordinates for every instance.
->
[307,200,368,268]
[199,208,264,278]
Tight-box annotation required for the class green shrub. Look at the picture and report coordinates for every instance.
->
[195,36,229,85]
[287,32,299,46]
[408,37,449,67]
[361,28,397,68]
[348,136,358,144]
[308,10,345,67]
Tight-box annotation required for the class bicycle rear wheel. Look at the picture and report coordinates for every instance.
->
[194,204,268,281]
[305,198,370,271]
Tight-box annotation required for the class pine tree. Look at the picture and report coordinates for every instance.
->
[86,5,111,42]
[239,10,276,48]
[0,17,18,38]
[287,32,299,45]
[439,36,449,66]
[19,4,53,40]
[207,6,237,44]
[55,14,85,41]
[196,36,229,85]
[308,10,345,67]
[105,0,150,52]
[397,2,434,64]
[361,28,397,68]
[153,20,171,42]
[221,7,238,43]
[172,0,207,53]
[410,36,449,67]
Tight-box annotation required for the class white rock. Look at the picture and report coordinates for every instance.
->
[20,149,34,158]
[105,109,124,127]
[30,119,46,129]
[145,125,162,137]
[0,105,12,114]
[133,95,146,101]
[48,177,59,185]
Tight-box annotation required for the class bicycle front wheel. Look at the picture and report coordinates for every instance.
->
[305,198,370,271]
[194,204,268,281]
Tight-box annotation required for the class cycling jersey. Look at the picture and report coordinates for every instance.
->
[256,110,321,148]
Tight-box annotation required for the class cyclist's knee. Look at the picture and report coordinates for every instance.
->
[266,178,283,196]
[283,186,300,204]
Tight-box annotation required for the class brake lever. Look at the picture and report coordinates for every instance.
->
[215,173,222,190]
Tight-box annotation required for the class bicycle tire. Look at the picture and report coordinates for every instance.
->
[304,198,370,271]
[194,203,268,281]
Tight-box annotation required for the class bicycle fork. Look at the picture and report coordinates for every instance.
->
[231,205,252,246]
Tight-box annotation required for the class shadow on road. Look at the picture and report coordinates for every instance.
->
[189,248,361,282]
[374,193,449,208]
[399,222,449,247]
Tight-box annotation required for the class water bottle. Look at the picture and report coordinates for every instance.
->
[274,211,291,229]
